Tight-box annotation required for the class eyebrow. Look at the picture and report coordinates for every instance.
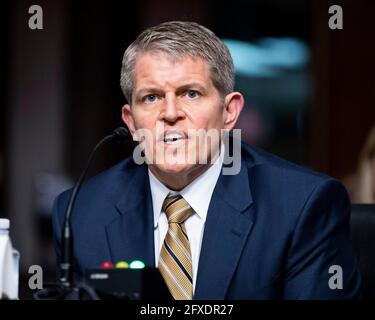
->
[135,82,208,98]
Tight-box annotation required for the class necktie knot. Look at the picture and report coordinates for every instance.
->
[162,194,194,224]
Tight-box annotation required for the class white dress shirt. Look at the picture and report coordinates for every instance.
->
[148,146,224,293]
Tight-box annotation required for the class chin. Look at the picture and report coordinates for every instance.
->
[155,163,193,175]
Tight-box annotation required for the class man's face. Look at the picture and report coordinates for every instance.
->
[122,52,239,186]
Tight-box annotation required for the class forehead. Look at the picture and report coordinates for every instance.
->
[132,52,213,89]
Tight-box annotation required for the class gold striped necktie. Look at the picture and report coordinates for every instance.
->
[158,194,194,300]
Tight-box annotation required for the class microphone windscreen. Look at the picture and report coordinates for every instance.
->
[112,127,131,143]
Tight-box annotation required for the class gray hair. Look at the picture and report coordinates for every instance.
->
[120,21,234,104]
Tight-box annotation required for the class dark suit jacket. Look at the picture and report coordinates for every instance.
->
[52,142,362,299]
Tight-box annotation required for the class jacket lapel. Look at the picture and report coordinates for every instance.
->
[194,158,255,299]
[105,163,155,267]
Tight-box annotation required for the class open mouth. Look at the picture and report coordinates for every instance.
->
[164,132,185,145]
[162,131,187,145]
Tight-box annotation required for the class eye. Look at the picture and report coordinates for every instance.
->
[185,90,199,99]
[143,94,158,103]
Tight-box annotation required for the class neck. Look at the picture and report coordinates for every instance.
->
[149,143,223,191]
[149,164,212,191]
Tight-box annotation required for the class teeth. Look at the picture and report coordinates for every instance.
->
[164,132,185,144]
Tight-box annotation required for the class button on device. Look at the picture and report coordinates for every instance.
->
[129,260,145,269]
[115,261,129,269]
[100,262,114,268]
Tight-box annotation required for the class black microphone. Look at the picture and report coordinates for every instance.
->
[60,126,131,287]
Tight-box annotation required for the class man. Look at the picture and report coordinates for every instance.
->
[53,21,362,299]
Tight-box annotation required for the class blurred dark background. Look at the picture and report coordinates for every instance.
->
[1,0,374,299]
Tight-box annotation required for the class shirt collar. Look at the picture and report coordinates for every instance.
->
[148,144,224,228]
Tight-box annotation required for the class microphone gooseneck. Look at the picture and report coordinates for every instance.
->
[60,126,131,288]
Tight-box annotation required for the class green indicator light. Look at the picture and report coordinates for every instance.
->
[129,260,145,269]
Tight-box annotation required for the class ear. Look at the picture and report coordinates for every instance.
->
[223,92,244,130]
[121,104,136,136]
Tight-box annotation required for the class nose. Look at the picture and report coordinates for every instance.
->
[160,93,184,123]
